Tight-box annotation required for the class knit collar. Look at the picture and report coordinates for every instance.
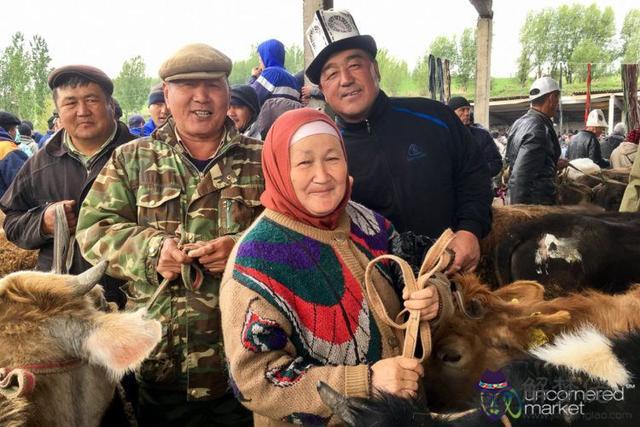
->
[263,208,351,245]
[336,90,389,131]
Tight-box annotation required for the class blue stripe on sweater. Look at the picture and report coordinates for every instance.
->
[392,107,449,130]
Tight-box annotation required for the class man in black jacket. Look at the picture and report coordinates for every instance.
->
[506,76,561,205]
[448,96,503,178]
[566,109,609,168]
[305,9,492,273]
[0,65,135,307]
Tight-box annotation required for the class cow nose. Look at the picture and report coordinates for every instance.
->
[437,348,462,364]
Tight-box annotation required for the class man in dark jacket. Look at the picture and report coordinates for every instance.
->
[305,9,492,273]
[601,122,627,161]
[0,65,135,307]
[567,109,609,168]
[506,76,561,205]
[448,96,503,178]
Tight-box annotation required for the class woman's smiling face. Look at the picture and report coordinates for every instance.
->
[289,133,348,217]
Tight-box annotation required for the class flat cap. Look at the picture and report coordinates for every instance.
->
[0,111,21,128]
[159,43,232,82]
[48,65,114,95]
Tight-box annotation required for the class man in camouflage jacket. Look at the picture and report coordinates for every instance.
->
[76,44,264,426]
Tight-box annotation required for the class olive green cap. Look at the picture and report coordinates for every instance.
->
[159,43,232,82]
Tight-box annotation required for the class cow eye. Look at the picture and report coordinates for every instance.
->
[467,298,485,318]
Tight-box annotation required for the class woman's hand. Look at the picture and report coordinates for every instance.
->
[403,286,440,321]
[371,356,424,399]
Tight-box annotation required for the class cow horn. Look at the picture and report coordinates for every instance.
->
[68,261,108,296]
[316,382,359,426]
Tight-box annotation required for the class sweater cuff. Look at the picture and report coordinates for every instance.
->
[455,220,484,241]
[344,364,370,399]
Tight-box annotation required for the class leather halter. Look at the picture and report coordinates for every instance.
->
[364,229,456,362]
[0,359,83,399]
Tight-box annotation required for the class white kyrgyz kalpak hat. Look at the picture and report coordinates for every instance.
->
[586,109,608,128]
[305,9,377,84]
[528,76,560,101]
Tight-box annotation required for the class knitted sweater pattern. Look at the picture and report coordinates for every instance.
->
[232,202,394,370]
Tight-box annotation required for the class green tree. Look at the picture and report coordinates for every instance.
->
[518,4,616,83]
[229,47,259,85]
[621,10,640,64]
[376,48,409,96]
[519,9,553,78]
[569,39,611,81]
[457,28,476,91]
[113,56,150,116]
[284,45,304,74]
[0,33,33,121]
[429,35,458,64]
[29,35,52,123]
[411,54,430,96]
[516,50,532,87]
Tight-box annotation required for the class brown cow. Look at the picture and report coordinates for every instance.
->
[424,275,640,411]
[0,262,161,426]
[556,168,629,211]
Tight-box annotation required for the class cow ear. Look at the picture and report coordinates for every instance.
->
[493,281,545,304]
[84,309,162,380]
[516,310,571,332]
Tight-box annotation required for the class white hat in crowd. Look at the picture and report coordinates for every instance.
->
[529,76,560,101]
[586,109,608,128]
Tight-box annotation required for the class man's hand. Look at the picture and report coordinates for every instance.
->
[557,158,569,170]
[41,200,77,235]
[403,286,439,321]
[251,66,263,78]
[446,230,480,275]
[371,356,424,399]
[184,236,236,273]
[157,238,192,281]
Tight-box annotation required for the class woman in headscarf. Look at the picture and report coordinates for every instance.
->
[220,108,440,425]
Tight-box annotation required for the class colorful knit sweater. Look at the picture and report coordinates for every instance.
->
[220,202,403,426]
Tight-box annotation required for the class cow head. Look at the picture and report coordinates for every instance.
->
[591,182,626,211]
[424,275,570,411]
[0,262,162,381]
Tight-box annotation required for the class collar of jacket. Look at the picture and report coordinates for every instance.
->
[45,121,130,158]
[336,90,389,131]
[154,116,241,156]
[527,108,556,128]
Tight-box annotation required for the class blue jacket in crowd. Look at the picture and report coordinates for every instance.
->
[251,39,300,106]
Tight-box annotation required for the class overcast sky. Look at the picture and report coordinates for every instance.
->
[4,0,637,79]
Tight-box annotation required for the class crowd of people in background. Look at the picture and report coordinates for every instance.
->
[0,7,639,426]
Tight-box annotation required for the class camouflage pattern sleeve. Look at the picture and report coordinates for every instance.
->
[77,146,168,286]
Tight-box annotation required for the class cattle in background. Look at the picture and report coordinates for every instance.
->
[318,327,640,426]
[0,211,37,276]
[492,211,640,294]
[421,276,640,411]
[556,167,629,211]
[0,262,161,426]
[478,204,601,289]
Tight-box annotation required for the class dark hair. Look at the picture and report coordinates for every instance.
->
[52,74,111,103]
[20,120,33,131]
[113,100,122,120]
[18,123,32,136]
[47,113,58,130]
